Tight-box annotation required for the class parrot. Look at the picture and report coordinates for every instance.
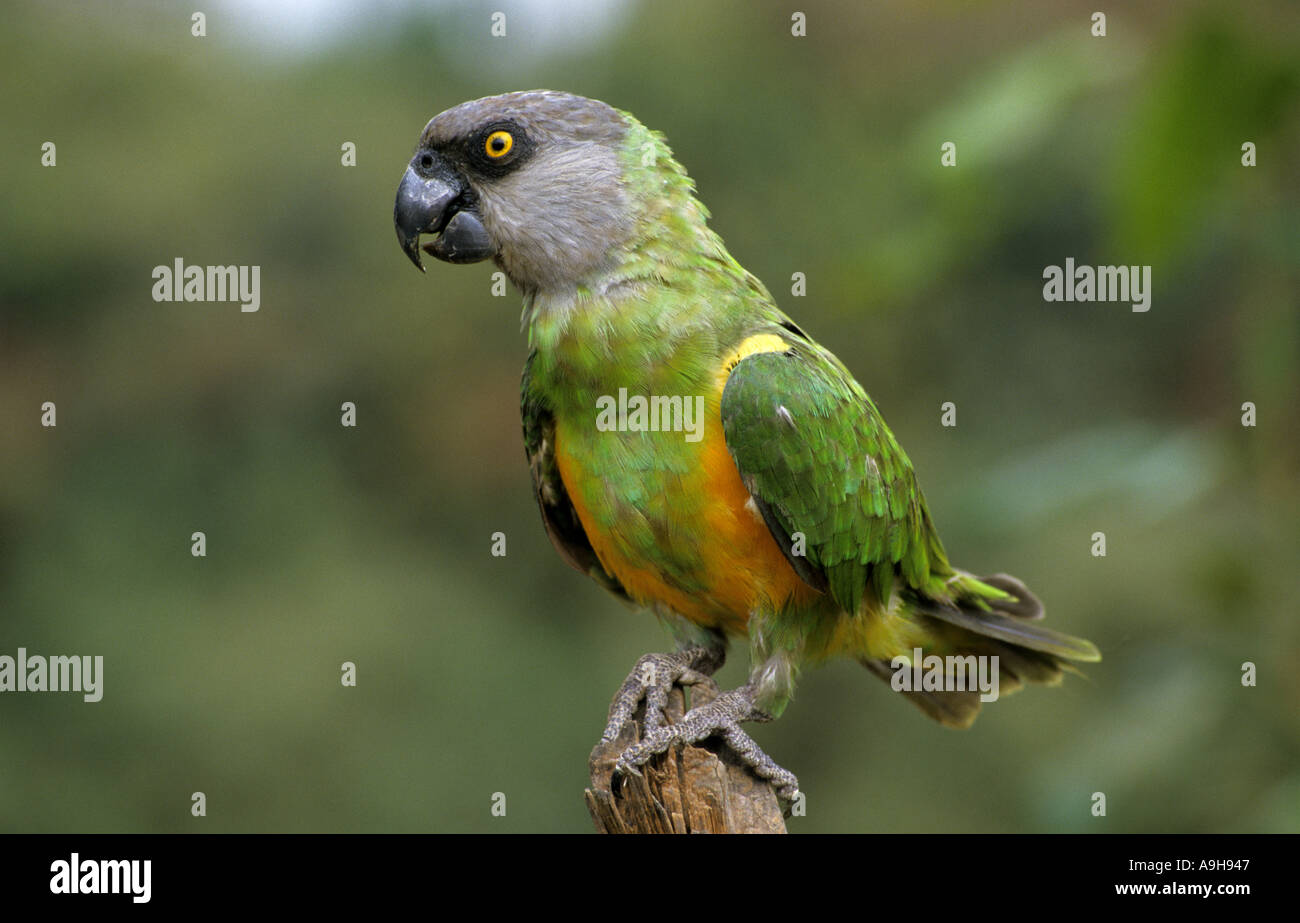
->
[393,90,1100,800]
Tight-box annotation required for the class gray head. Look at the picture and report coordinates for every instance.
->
[394,90,633,294]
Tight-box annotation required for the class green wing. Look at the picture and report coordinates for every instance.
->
[521,352,632,603]
[720,341,948,615]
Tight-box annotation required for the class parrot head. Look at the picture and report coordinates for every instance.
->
[394,90,639,293]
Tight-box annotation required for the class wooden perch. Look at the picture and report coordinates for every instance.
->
[585,678,787,833]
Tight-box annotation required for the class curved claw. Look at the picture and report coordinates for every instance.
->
[612,682,801,804]
[600,646,724,743]
[612,759,644,780]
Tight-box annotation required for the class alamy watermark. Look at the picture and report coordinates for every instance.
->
[595,389,705,442]
[0,647,103,702]
[152,258,260,312]
[50,853,150,903]
[1042,258,1151,312]
[890,648,999,702]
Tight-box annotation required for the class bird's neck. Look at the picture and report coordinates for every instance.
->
[521,121,782,413]
[521,117,752,326]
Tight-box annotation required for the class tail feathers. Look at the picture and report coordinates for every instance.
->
[860,658,986,728]
[860,639,1068,729]
[864,573,1099,729]
[918,601,1101,662]
[920,572,1101,663]
[979,573,1045,620]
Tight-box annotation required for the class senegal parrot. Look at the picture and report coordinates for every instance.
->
[394,90,1100,800]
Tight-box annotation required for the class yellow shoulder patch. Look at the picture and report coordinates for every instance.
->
[719,334,790,383]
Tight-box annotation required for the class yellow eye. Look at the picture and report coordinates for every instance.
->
[485,130,513,159]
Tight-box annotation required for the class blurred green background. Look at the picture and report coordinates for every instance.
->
[2,0,1297,833]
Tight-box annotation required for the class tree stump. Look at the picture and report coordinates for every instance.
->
[584,678,787,833]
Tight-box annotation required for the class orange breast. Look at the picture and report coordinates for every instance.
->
[553,335,819,634]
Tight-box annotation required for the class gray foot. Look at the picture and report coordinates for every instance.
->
[613,680,801,802]
[600,646,723,742]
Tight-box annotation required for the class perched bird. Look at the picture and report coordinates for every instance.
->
[394,90,1100,799]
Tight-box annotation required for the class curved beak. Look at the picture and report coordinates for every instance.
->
[394,164,460,273]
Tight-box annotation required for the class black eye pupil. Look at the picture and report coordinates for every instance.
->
[491,138,504,151]
[419,153,433,169]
